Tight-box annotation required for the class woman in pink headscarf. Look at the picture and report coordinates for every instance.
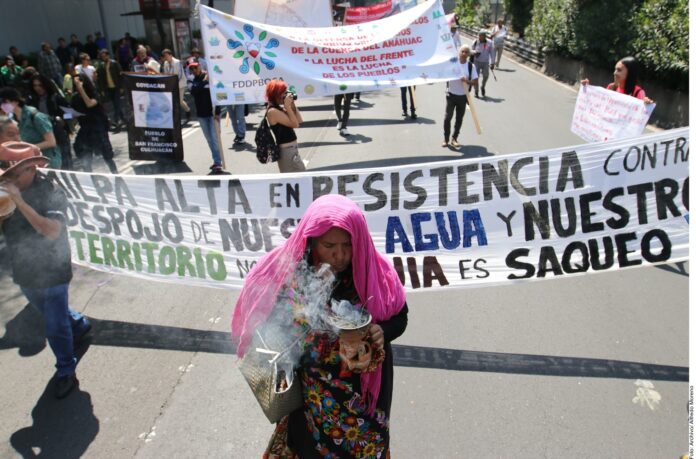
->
[232,194,408,459]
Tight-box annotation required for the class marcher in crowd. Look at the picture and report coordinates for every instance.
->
[26,74,73,170]
[233,193,408,458]
[62,64,75,98]
[334,92,355,136]
[0,140,91,400]
[443,44,478,148]
[131,46,160,73]
[265,79,306,173]
[116,38,133,71]
[70,73,117,173]
[94,32,107,52]
[581,56,654,104]
[37,42,64,89]
[67,34,83,63]
[471,29,495,98]
[9,46,27,69]
[491,19,508,69]
[96,49,125,131]
[0,87,60,168]
[1,56,23,88]
[55,38,73,68]
[161,49,191,123]
[448,13,461,49]
[400,86,417,119]
[84,34,99,60]
[228,103,246,145]
[0,115,20,142]
[188,59,227,175]
[74,53,97,83]
[185,47,208,84]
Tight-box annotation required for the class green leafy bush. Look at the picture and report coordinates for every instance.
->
[454,0,482,28]
[525,0,688,90]
[631,0,688,85]
[505,0,534,37]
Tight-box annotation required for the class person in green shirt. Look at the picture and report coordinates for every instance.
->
[0,87,60,168]
[0,56,23,87]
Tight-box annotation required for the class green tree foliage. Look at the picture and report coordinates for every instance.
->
[504,0,534,37]
[525,0,688,89]
[454,0,482,28]
[631,0,689,76]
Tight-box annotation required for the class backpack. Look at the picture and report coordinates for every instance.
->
[255,110,281,164]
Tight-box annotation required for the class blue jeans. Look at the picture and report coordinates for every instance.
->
[230,104,246,138]
[198,116,222,166]
[20,284,89,377]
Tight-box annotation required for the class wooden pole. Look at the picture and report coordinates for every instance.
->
[214,114,227,169]
[466,90,483,135]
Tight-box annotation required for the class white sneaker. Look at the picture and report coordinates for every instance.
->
[339,128,350,136]
[337,121,342,130]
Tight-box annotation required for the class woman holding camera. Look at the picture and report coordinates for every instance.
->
[265,79,306,173]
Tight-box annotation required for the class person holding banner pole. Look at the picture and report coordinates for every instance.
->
[443,45,478,148]
[188,59,227,175]
[266,79,306,173]
[581,56,654,105]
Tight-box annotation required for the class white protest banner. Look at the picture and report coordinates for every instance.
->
[50,128,688,291]
[233,0,333,27]
[571,85,656,142]
[199,0,460,105]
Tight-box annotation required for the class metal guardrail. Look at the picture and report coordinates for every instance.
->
[459,25,545,67]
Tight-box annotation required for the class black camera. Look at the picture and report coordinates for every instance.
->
[285,91,297,100]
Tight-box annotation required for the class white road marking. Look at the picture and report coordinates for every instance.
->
[632,379,662,411]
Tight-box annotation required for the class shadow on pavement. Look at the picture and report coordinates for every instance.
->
[300,117,435,128]
[0,304,46,356]
[132,161,193,175]
[9,340,99,459]
[10,382,99,459]
[1,314,686,382]
[655,261,688,277]
[309,149,494,171]
[494,68,516,72]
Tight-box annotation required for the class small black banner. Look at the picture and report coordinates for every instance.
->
[124,73,184,161]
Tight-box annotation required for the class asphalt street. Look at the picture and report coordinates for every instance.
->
[0,43,689,458]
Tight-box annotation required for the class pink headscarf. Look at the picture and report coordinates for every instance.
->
[232,194,406,414]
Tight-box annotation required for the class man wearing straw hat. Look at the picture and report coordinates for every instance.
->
[0,140,91,399]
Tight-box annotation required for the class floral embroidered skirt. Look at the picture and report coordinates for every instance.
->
[264,335,390,459]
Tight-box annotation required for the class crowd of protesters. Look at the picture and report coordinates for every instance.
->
[0,32,209,173]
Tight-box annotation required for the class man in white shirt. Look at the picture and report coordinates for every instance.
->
[442,45,478,149]
[74,53,97,82]
[162,49,191,122]
[491,19,508,69]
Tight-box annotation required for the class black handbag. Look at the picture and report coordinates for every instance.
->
[255,111,281,164]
